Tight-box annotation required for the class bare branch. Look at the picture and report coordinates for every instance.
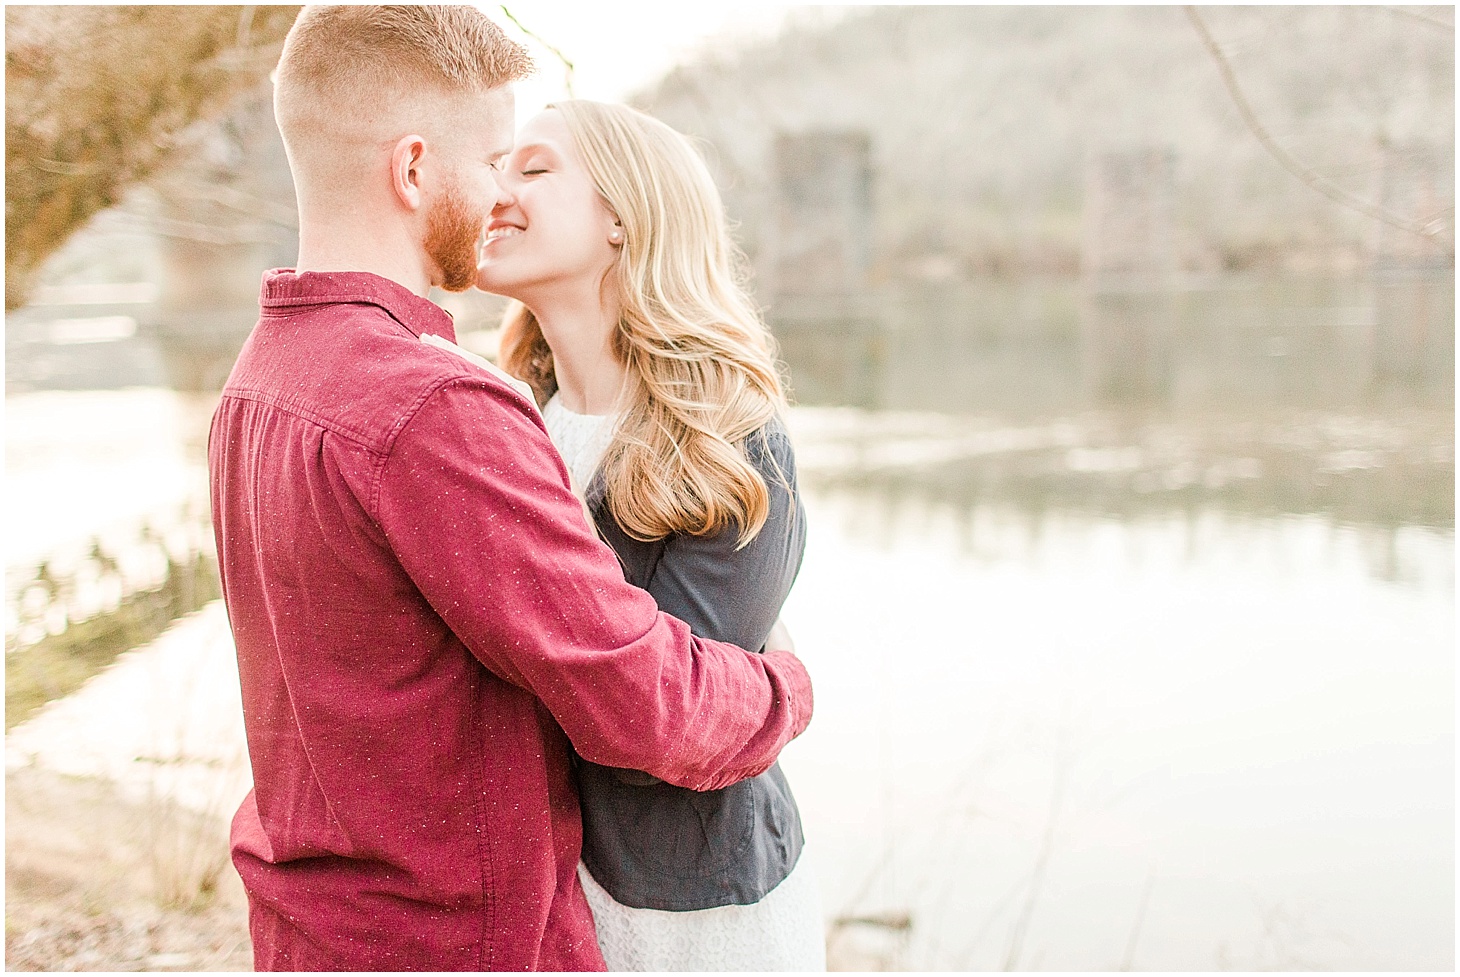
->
[156,175,299,230]
[1381,5,1455,32]
[1001,713,1071,971]
[235,4,257,48]
[1118,867,1158,971]
[1185,5,1450,246]
[103,211,286,247]
[498,5,576,96]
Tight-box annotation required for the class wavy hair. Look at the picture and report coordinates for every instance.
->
[498,100,787,547]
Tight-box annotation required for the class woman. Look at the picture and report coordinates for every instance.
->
[476,100,823,971]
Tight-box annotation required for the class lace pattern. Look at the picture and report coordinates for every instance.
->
[578,851,826,972]
[541,393,617,495]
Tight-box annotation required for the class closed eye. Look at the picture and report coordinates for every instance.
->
[521,168,548,176]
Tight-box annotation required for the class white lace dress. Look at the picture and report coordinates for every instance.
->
[542,393,619,496]
[577,853,826,972]
[541,393,827,972]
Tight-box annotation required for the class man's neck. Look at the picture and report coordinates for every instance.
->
[295,209,433,297]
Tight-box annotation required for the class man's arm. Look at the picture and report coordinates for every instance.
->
[373,375,813,792]
[588,423,808,786]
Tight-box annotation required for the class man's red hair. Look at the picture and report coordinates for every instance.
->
[274,5,532,149]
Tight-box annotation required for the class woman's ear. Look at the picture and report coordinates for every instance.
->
[608,221,624,246]
[391,135,428,211]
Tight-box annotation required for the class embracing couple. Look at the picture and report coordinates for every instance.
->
[208,5,821,972]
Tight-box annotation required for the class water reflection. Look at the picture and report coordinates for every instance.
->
[772,273,1454,566]
[4,270,1453,969]
[773,273,1454,414]
[786,405,1453,565]
[781,490,1453,969]
[768,272,1452,968]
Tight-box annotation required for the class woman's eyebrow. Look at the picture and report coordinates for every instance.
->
[511,142,556,158]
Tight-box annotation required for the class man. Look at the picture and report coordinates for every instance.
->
[208,6,814,971]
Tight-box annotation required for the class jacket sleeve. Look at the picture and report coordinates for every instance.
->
[638,424,807,654]
[372,374,813,792]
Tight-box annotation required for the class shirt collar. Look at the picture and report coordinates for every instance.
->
[259,269,457,343]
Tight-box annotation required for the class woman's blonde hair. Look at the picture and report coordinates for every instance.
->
[499,100,787,547]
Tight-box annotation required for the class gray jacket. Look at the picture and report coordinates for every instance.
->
[576,417,808,910]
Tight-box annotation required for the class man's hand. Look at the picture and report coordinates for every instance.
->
[765,616,795,655]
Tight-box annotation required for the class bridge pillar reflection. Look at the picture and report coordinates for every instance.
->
[766,130,885,408]
[1079,146,1179,407]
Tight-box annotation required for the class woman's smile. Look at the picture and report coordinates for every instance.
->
[483,220,524,246]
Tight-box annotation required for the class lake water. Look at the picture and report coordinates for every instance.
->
[774,273,1453,969]
[781,472,1451,969]
[5,273,1453,969]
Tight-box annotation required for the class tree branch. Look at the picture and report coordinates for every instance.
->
[1382,5,1454,33]
[4,5,301,310]
[498,5,575,96]
[1185,5,1450,247]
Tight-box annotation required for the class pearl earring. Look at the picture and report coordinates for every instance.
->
[609,228,623,244]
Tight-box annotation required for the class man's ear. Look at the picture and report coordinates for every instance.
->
[391,135,428,211]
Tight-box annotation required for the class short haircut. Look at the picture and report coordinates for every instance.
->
[275,5,532,149]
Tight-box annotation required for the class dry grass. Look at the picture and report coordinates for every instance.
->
[4,766,250,972]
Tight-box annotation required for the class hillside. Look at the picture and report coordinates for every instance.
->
[633,6,1454,280]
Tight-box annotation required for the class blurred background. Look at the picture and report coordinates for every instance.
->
[5,4,1453,970]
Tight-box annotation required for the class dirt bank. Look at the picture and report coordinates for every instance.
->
[5,766,250,972]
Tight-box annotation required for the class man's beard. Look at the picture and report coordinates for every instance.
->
[424,179,485,292]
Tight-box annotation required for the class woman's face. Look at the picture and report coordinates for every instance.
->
[475,110,621,301]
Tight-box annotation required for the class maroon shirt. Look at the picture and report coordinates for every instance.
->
[208,270,813,971]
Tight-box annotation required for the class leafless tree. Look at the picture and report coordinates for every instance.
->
[5,5,300,310]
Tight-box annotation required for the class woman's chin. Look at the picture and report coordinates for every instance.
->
[477,268,553,304]
[475,268,514,297]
